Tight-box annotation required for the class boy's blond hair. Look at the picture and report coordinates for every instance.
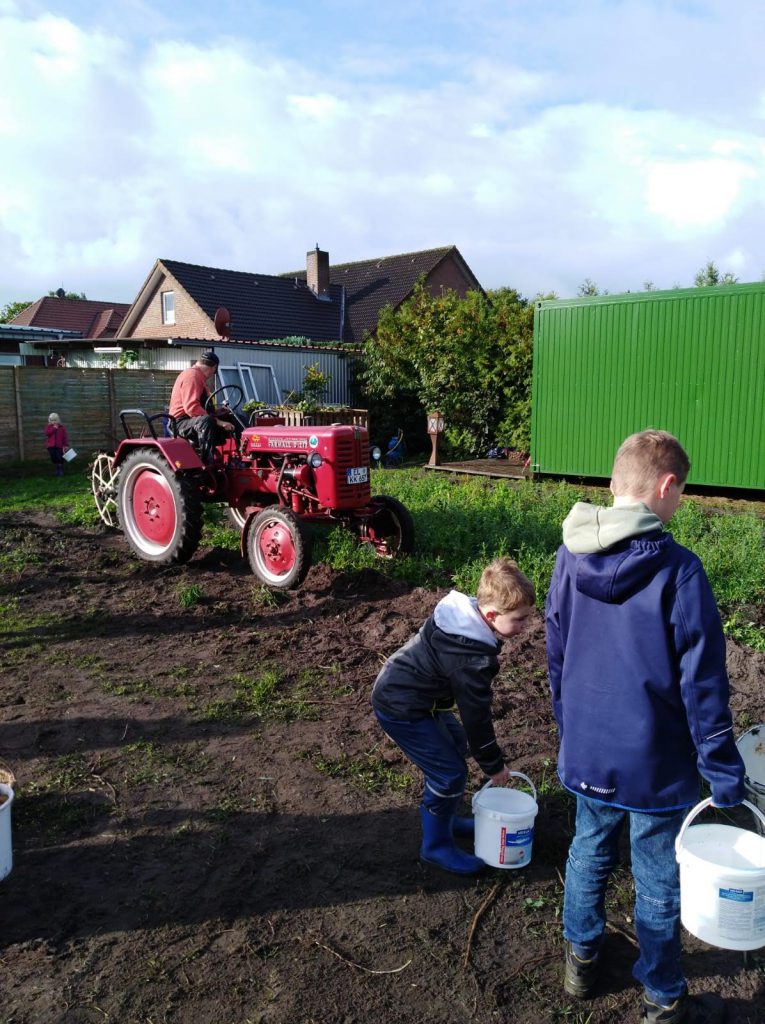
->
[611,429,690,498]
[476,557,535,613]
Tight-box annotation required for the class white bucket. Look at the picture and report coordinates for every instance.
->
[472,771,538,869]
[0,783,14,881]
[736,725,765,818]
[675,797,765,951]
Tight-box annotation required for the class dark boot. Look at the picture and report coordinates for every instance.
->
[641,992,726,1024]
[563,940,599,999]
[420,807,485,875]
[452,816,475,838]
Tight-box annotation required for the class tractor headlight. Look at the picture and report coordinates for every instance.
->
[370,446,382,462]
[308,452,323,469]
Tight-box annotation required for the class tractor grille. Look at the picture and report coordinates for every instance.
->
[334,431,371,506]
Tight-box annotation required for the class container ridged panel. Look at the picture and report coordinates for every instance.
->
[531,284,765,489]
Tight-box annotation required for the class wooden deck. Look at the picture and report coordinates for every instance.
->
[423,458,529,480]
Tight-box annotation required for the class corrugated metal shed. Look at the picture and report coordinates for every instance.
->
[38,340,357,407]
[531,283,765,490]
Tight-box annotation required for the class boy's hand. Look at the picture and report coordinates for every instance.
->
[490,766,511,786]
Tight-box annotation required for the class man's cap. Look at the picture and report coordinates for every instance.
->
[199,351,219,367]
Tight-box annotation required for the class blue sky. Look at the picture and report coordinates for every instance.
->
[2,0,764,308]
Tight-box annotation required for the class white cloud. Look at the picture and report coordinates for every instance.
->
[646,158,756,229]
[1,2,765,306]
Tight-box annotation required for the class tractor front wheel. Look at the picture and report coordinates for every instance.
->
[245,507,312,588]
[117,449,203,564]
[364,495,415,557]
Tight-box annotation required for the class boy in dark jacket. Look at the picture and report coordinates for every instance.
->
[372,557,535,875]
[546,430,745,1024]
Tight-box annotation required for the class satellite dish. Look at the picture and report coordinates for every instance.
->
[214,306,231,339]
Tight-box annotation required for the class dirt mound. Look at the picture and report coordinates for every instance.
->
[0,511,763,1023]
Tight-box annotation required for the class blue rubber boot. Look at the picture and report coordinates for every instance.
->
[452,816,475,838]
[420,807,485,875]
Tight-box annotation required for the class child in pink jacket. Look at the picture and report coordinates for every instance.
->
[44,413,69,476]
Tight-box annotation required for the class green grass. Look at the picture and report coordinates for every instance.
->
[723,614,765,652]
[307,750,414,793]
[201,666,321,723]
[177,583,203,608]
[0,461,101,526]
[5,465,765,648]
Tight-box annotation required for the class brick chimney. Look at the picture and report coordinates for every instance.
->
[306,245,330,300]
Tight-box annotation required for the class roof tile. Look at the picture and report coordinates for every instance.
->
[12,297,129,338]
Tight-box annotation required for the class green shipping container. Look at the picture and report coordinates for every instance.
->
[531,283,765,490]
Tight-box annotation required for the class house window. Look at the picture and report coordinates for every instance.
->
[161,291,175,325]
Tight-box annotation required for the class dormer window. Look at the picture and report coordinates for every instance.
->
[161,291,175,325]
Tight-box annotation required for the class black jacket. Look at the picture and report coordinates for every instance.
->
[371,591,505,776]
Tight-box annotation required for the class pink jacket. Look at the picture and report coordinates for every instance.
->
[45,423,69,449]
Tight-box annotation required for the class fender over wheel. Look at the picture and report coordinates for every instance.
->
[91,452,120,529]
[116,448,203,564]
[245,507,312,589]
[364,495,415,558]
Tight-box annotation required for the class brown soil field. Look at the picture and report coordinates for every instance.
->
[1,510,764,1024]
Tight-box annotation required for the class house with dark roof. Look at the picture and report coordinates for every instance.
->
[106,244,483,407]
[284,245,483,344]
[11,294,129,339]
[118,245,482,345]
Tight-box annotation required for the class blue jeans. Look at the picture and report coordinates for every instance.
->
[374,710,468,816]
[564,794,687,1005]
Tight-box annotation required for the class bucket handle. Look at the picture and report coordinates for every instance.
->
[675,797,765,857]
[476,770,537,804]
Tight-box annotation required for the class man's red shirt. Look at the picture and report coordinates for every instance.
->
[169,366,211,419]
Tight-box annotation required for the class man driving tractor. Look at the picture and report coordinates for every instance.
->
[169,352,241,464]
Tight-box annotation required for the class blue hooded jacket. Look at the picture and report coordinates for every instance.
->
[545,501,745,811]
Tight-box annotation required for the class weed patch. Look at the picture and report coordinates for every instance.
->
[723,613,765,651]
[177,583,203,609]
[307,750,414,793]
[201,666,321,723]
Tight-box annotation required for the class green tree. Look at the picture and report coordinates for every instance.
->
[362,282,534,457]
[285,362,332,413]
[694,261,738,287]
[48,289,87,299]
[577,278,600,296]
[0,300,32,323]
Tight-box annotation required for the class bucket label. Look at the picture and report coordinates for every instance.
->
[499,826,533,866]
[505,827,533,846]
[717,886,765,940]
[719,888,753,903]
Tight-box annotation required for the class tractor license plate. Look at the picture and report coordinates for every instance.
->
[346,467,368,485]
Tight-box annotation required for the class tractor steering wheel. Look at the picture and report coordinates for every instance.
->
[204,384,244,415]
[248,407,281,425]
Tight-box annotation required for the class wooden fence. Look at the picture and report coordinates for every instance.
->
[0,366,368,464]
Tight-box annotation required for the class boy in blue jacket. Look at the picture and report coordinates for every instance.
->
[372,557,535,875]
[546,430,745,1024]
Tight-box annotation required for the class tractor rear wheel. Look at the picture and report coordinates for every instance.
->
[117,449,203,564]
[226,506,247,531]
[364,495,415,557]
[245,507,312,588]
[91,452,120,529]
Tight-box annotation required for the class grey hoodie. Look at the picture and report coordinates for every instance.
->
[562,501,663,554]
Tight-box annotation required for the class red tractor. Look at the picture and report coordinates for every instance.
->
[90,387,414,588]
